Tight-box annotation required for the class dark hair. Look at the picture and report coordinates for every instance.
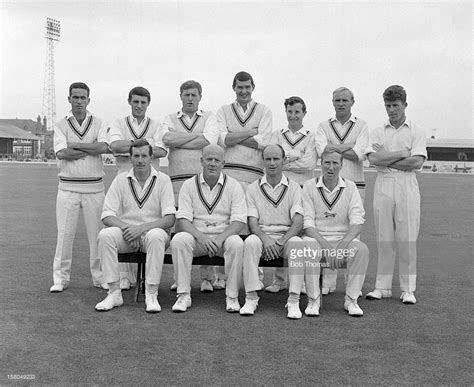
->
[180,80,202,96]
[69,82,90,97]
[284,96,307,113]
[128,86,151,103]
[129,139,153,156]
[383,85,407,104]
[232,71,254,88]
[262,144,286,160]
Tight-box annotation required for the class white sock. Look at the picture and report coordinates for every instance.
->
[108,281,120,293]
[287,292,300,304]
[146,283,158,294]
[246,291,258,300]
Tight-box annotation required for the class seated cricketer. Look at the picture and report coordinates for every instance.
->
[107,86,168,291]
[296,149,369,318]
[95,139,175,313]
[162,80,225,293]
[265,95,317,294]
[170,145,246,313]
[242,144,304,317]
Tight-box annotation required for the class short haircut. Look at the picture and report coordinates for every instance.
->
[128,86,151,103]
[284,96,307,113]
[383,85,407,103]
[262,144,286,160]
[201,144,224,157]
[180,80,202,96]
[129,139,153,156]
[333,87,354,101]
[232,71,254,87]
[321,149,343,163]
[69,82,90,97]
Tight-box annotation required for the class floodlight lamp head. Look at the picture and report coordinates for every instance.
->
[45,17,61,41]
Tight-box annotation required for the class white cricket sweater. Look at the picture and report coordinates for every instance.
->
[246,174,303,235]
[53,111,106,193]
[302,176,364,240]
[316,115,369,189]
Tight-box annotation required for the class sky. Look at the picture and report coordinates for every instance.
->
[0,0,472,139]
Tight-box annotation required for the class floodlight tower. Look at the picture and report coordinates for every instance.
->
[42,17,60,132]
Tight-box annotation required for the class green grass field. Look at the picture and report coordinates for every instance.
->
[1,163,472,385]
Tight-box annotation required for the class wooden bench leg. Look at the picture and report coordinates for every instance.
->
[134,263,141,302]
[319,268,324,309]
[135,262,146,302]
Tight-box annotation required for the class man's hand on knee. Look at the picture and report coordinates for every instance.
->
[211,235,226,252]
[327,255,337,271]
[122,224,145,242]
[198,234,218,257]
[129,238,141,251]
[205,240,219,257]
[261,235,281,261]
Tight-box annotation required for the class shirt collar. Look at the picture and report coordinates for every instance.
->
[330,114,357,124]
[282,125,307,135]
[177,109,203,118]
[260,173,289,188]
[127,166,159,182]
[233,99,255,110]
[128,115,149,125]
[316,175,346,192]
[199,172,225,187]
[384,118,411,130]
[67,110,92,120]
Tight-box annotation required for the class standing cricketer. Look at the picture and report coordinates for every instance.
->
[365,85,426,304]
[217,71,273,289]
[108,86,167,290]
[271,96,317,186]
[162,80,224,292]
[315,87,369,295]
[50,82,108,292]
[267,96,317,293]
[109,86,167,175]
[217,71,273,187]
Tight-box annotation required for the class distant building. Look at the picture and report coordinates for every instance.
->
[424,138,474,173]
[361,137,474,173]
[0,116,46,135]
[0,116,52,158]
[0,123,42,160]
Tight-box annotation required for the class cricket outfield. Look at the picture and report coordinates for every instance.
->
[0,163,472,385]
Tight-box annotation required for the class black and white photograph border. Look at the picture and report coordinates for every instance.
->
[1,0,472,385]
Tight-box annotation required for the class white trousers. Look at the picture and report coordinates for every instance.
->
[52,190,104,286]
[114,165,141,284]
[171,232,243,298]
[323,186,366,289]
[98,227,169,286]
[373,173,420,292]
[237,180,264,283]
[243,234,300,293]
[289,237,369,300]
